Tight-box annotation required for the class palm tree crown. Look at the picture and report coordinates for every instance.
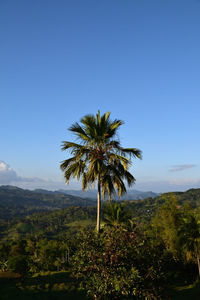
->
[60,110,142,232]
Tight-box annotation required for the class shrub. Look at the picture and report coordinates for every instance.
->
[72,227,167,299]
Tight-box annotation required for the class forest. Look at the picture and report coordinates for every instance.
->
[1,186,200,299]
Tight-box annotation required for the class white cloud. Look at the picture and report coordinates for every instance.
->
[0,161,19,183]
[169,164,196,172]
[0,161,48,184]
[0,160,79,190]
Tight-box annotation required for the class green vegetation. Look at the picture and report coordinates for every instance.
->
[60,111,141,232]
[1,186,200,298]
[0,185,95,221]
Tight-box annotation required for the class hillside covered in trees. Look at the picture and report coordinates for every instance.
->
[1,186,200,242]
[0,185,95,220]
[1,186,200,299]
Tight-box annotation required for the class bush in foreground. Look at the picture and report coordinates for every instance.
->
[72,226,170,299]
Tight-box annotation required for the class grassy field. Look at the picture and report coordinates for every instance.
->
[1,271,200,299]
[169,281,200,300]
[0,271,88,300]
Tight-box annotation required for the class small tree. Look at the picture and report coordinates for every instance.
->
[72,227,167,299]
[181,212,200,277]
[103,202,126,227]
[151,196,183,258]
[8,255,28,276]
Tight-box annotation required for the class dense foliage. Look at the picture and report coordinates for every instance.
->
[72,227,170,299]
[1,187,200,299]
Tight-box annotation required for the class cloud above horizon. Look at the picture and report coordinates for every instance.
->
[0,160,77,190]
[0,161,20,183]
[0,160,199,193]
[169,164,196,172]
[0,161,48,184]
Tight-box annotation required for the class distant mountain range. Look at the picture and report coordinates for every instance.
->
[0,186,158,206]
[0,185,200,222]
[56,189,158,200]
[0,185,157,220]
[0,185,95,220]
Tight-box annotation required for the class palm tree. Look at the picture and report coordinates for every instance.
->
[60,110,142,233]
[103,202,126,227]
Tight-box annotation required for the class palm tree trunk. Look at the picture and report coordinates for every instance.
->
[108,191,111,202]
[197,255,200,277]
[97,179,101,233]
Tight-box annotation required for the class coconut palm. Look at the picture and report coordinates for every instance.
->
[60,110,142,233]
[103,202,126,227]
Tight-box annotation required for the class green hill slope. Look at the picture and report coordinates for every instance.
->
[0,185,95,220]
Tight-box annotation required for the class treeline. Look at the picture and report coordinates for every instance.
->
[0,206,97,241]
[1,188,200,242]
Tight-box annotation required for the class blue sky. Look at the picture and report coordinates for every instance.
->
[0,0,200,192]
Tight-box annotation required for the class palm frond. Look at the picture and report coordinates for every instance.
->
[60,157,77,170]
[119,147,142,159]
[69,122,90,142]
[61,141,84,151]
[63,160,86,183]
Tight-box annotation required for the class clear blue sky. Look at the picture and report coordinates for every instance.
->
[0,0,200,192]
